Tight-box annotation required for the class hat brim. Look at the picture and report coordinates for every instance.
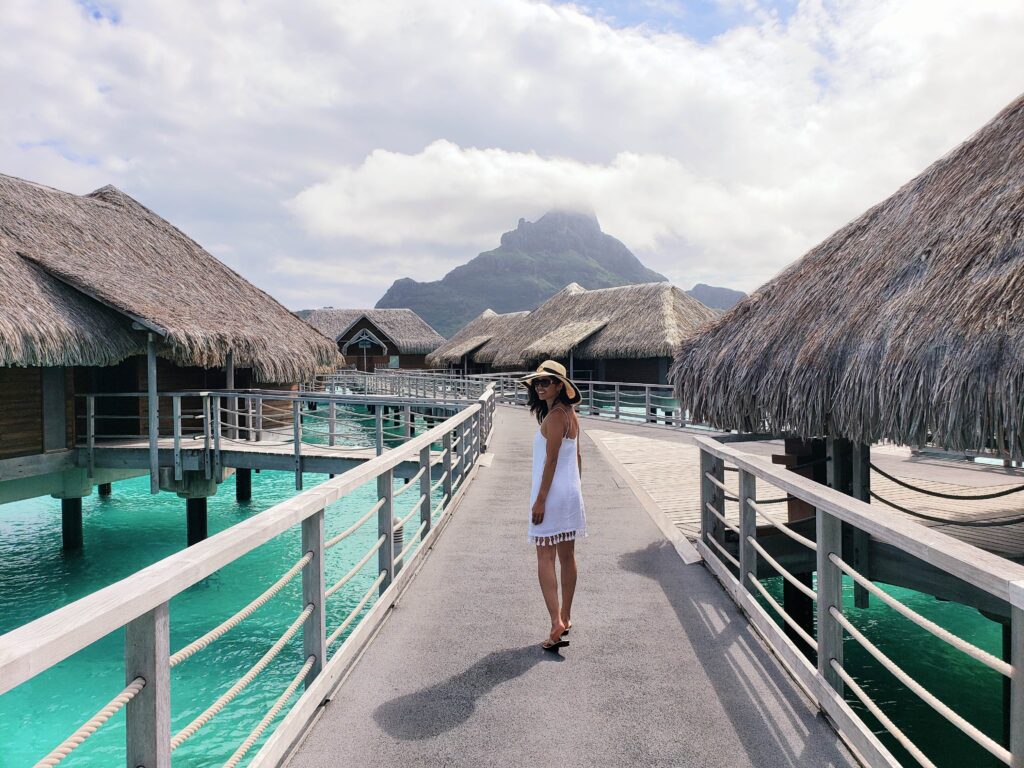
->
[520,371,582,405]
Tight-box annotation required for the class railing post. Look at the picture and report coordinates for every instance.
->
[588,384,595,416]
[202,396,212,479]
[375,408,384,456]
[378,469,395,594]
[614,383,621,419]
[302,508,326,684]
[738,469,757,593]
[645,386,652,424]
[212,395,222,481]
[147,334,159,495]
[254,397,263,442]
[443,430,453,503]
[457,419,467,483]
[125,603,170,768]
[403,404,412,439]
[699,449,724,548]
[172,396,182,482]
[419,445,432,533]
[293,399,302,490]
[86,395,95,479]
[328,400,337,447]
[817,508,844,693]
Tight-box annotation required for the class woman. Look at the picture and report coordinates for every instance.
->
[521,360,586,651]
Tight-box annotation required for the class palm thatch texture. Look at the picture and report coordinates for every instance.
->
[305,308,445,354]
[671,92,1024,456]
[486,282,718,369]
[0,174,341,381]
[425,308,530,367]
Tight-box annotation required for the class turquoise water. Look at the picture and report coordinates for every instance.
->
[757,576,1004,767]
[0,410,443,767]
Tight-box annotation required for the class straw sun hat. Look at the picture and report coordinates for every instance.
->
[519,360,581,405]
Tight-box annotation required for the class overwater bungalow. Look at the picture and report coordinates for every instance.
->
[305,308,445,372]
[487,282,718,383]
[671,91,1024,465]
[425,308,530,374]
[0,173,339,541]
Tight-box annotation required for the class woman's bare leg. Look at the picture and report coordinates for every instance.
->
[536,544,565,642]
[556,540,577,628]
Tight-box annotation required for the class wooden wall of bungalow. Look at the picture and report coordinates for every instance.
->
[338,317,431,372]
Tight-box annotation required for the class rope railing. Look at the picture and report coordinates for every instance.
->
[869,489,1024,527]
[748,537,817,601]
[33,677,146,767]
[325,536,387,600]
[170,552,313,668]
[871,462,1024,500]
[828,553,1010,676]
[326,571,388,648]
[747,572,817,651]
[704,501,740,535]
[393,467,426,497]
[393,496,426,532]
[430,471,449,493]
[705,533,740,570]
[325,499,386,550]
[829,606,1010,765]
[747,499,818,550]
[171,604,314,749]
[396,521,429,564]
[222,655,316,768]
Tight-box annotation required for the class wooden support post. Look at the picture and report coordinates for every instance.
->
[293,399,302,491]
[817,508,844,693]
[254,397,263,442]
[186,498,208,546]
[98,483,112,496]
[328,401,337,447]
[302,509,326,685]
[738,470,757,593]
[147,334,159,495]
[87,395,96,479]
[212,395,222,481]
[851,442,871,608]
[645,387,653,423]
[202,397,212,479]
[403,405,412,439]
[699,450,725,550]
[1009,583,1024,766]
[443,431,453,503]
[419,445,432,533]
[125,603,170,768]
[236,468,252,502]
[61,498,83,551]
[172,396,182,482]
[614,384,621,419]
[377,469,395,594]
[375,408,384,456]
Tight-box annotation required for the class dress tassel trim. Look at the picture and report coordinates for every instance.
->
[528,528,587,547]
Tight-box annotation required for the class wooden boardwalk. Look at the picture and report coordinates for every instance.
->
[586,428,1024,559]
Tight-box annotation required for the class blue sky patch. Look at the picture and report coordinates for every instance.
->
[75,0,121,25]
[18,139,99,166]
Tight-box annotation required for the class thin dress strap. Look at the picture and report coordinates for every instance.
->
[551,404,575,440]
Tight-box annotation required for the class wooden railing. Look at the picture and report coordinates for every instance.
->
[0,386,494,767]
[694,434,1024,768]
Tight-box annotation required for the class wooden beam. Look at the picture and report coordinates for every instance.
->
[147,334,159,495]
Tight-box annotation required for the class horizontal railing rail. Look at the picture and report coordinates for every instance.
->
[693,434,1024,768]
[0,384,493,767]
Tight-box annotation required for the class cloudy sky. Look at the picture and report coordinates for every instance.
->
[3,1,1024,310]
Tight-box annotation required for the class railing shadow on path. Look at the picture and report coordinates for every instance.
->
[618,539,854,768]
[373,645,564,740]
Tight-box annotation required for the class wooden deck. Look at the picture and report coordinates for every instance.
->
[586,428,1024,560]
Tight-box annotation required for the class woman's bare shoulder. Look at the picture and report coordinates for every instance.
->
[540,407,568,436]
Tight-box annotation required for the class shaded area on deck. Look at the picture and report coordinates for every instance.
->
[288,406,855,768]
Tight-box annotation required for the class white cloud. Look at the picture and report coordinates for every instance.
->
[2,0,1024,306]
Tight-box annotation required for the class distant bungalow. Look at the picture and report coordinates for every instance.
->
[305,308,445,372]
[425,308,530,374]
[432,282,716,384]
[672,92,1024,479]
[0,173,339,538]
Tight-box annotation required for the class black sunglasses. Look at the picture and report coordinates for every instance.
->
[531,377,556,388]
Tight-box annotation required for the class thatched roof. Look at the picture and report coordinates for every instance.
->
[671,93,1024,455]
[305,308,444,354]
[488,282,718,368]
[425,309,530,366]
[0,174,341,381]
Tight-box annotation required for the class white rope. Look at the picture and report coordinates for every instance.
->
[704,501,740,535]
[706,533,740,570]
[430,471,448,492]
[326,535,386,599]
[746,572,818,651]
[396,521,428,564]
[325,498,385,550]
[829,659,938,768]
[830,606,1010,765]
[828,553,1010,677]
[748,500,817,551]
[171,604,314,750]
[748,537,817,601]
[221,655,316,768]
[432,494,448,518]
[392,467,426,497]
[34,678,146,767]
[394,495,426,531]
[170,553,312,667]
[327,571,387,647]
[703,471,730,494]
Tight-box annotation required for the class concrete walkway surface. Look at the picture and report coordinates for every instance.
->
[287,405,858,768]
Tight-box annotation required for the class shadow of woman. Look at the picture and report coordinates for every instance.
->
[373,644,564,740]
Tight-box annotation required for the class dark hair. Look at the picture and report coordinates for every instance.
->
[527,380,572,424]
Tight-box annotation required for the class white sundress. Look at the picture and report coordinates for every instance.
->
[527,410,587,546]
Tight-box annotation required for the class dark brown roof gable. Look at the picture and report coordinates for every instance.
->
[305,308,445,354]
[671,91,1024,452]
